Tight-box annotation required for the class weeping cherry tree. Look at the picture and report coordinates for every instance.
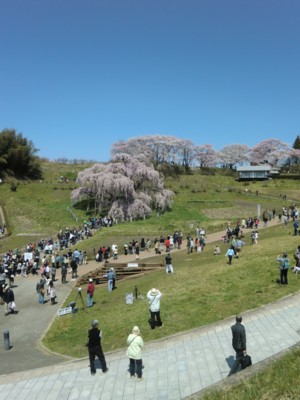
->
[71,154,174,221]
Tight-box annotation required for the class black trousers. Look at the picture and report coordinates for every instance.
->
[280,269,288,285]
[129,358,142,378]
[149,310,163,330]
[228,349,244,376]
[88,345,107,373]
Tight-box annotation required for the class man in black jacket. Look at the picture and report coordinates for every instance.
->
[2,284,16,316]
[70,258,78,279]
[87,320,108,375]
[228,315,247,376]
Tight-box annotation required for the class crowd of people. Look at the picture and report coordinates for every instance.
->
[0,214,116,310]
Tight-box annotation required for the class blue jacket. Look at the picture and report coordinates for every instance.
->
[277,256,290,270]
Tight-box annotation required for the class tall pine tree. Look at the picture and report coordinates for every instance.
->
[293,135,300,149]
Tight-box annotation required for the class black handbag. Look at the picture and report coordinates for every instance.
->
[241,354,252,369]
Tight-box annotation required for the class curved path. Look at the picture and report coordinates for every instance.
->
[1,218,299,400]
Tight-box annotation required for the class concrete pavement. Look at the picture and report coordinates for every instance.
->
[1,218,299,399]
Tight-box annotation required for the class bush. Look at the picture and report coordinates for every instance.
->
[10,182,17,192]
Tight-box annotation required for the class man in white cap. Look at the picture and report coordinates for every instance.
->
[147,288,163,330]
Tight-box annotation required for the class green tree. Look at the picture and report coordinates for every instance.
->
[0,129,42,179]
[293,135,300,149]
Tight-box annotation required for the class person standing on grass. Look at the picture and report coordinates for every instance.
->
[87,278,95,307]
[106,268,115,292]
[165,253,174,273]
[110,267,117,290]
[225,245,235,265]
[86,319,108,376]
[228,315,247,376]
[277,253,290,285]
[127,326,144,381]
[147,288,163,330]
[293,220,299,236]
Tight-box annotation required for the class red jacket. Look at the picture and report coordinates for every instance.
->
[87,282,95,295]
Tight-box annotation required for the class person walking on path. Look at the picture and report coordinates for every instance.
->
[126,325,144,381]
[277,253,290,285]
[61,263,67,284]
[47,280,56,305]
[86,319,108,376]
[228,315,247,376]
[147,288,163,330]
[36,278,46,304]
[225,245,235,265]
[2,284,16,316]
[86,278,95,307]
[70,257,78,279]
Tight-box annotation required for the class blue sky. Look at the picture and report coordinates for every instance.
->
[1,0,299,162]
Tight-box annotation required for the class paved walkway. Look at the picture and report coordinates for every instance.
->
[1,218,299,400]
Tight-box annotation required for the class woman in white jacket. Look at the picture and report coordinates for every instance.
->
[126,326,144,381]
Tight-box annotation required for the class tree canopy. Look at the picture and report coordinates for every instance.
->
[111,135,297,168]
[293,135,300,150]
[0,129,42,179]
[71,154,174,221]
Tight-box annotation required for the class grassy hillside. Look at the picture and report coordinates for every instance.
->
[0,163,299,255]
[0,162,90,251]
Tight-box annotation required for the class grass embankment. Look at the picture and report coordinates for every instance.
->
[44,223,300,360]
[200,347,300,399]
[0,162,89,251]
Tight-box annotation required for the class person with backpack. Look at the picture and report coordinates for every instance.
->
[277,252,290,285]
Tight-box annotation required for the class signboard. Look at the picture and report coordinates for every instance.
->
[57,306,73,317]
[24,252,33,261]
[127,263,139,268]
[125,293,134,304]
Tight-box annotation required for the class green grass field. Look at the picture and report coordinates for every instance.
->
[43,223,300,358]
